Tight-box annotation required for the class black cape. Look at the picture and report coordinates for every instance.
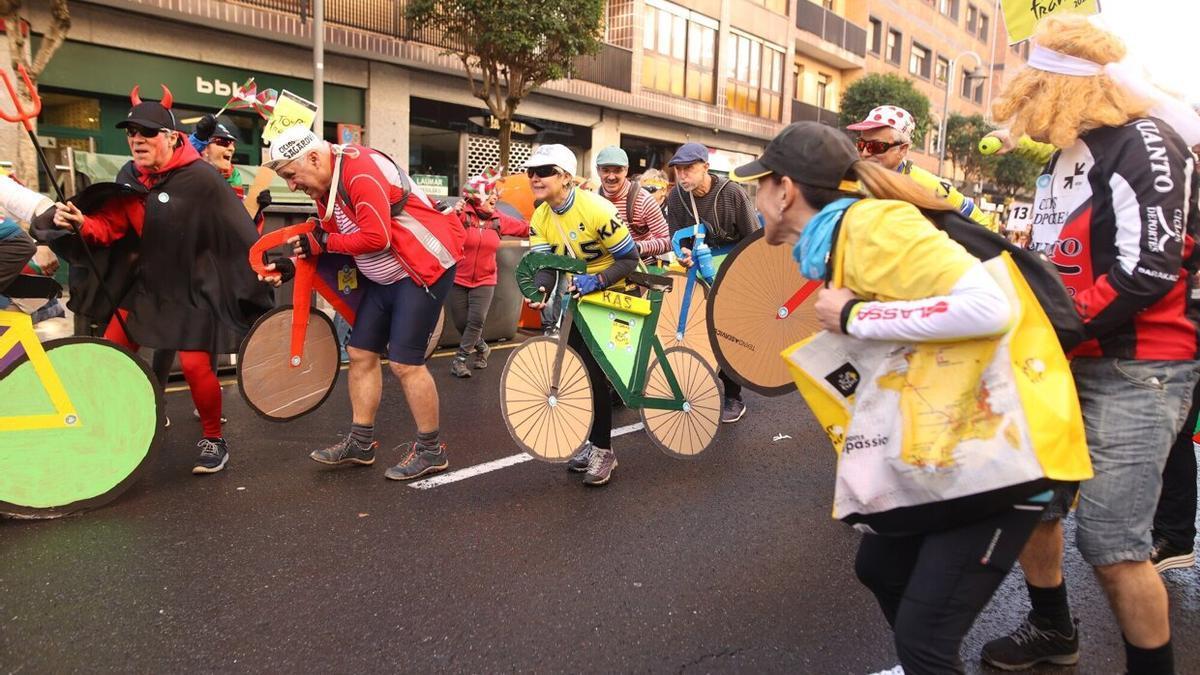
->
[33,161,273,353]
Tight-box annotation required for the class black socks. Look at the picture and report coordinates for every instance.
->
[1124,636,1173,675]
[417,429,440,452]
[1028,581,1074,635]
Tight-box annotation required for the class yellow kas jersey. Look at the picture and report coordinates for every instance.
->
[529,189,637,275]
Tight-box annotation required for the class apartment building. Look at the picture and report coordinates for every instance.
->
[11,0,1025,193]
[14,0,799,195]
[791,0,1028,174]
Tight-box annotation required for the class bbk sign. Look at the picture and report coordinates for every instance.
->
[196,76,239,98]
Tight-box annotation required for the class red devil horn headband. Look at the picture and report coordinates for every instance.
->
[129,84,174,109]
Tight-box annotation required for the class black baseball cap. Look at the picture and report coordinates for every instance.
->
[211,121,239,143]
[730,122,859,189]
[116,102,179,132]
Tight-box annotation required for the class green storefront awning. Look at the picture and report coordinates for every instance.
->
[39,40,363,124]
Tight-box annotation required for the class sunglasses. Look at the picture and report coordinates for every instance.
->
[125,126,168,139]
[209,137,236,148]
[525,165,562,179]
[856,138,906,155]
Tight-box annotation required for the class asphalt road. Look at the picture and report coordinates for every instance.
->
[3,339,1198,673]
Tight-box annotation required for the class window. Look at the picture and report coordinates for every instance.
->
[966,4,978,34]
[978,12,990,41]
[887,29,902,65]
[793,61,806,100]
[816,73,831,109]
[935,56,950,85]
[868,17,882,55]
[909,42,930,79]
[939,0,959,20]
[726,31,786,119]
[641,0,717,103]
[748,0,788,14]
[960,67,973,98]
[973,78,984,103]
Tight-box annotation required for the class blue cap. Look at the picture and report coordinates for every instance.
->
[668,142,710,166]
[595,145,629,167]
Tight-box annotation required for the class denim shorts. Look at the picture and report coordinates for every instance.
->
[1071,357,1200,566]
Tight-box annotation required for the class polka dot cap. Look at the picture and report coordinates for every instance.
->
[846,104,916,138]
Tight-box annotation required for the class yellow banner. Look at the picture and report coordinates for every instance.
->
[1002,0,1101,44]
[262,90,318,142]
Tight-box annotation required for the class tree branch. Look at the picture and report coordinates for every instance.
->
[29,0,70,78]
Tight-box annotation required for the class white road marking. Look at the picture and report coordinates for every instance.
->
[407,422,646,489]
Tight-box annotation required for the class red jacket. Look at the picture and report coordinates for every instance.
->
[453,201,529,287]
[316,145,466,287]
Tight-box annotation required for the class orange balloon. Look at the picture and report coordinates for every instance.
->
[496,174,535,220]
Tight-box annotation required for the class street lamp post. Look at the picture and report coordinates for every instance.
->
[937,51,986,177]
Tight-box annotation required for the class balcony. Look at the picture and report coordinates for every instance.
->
[792,100,840,127]
[794,0,867,69]
[571,44,633,93]
[229,0,630,91]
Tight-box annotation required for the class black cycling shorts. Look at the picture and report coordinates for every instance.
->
[348,267,455,365]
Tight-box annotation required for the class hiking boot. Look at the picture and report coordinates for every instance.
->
[1151,537,1196,573]
[450,357,472,378]
[385,442,449,481]
[192,438,229,474]
[980,615,1079,670]
[471,341,491,369]
[309,436,377,466]
[583,447,616,486]
[721,397,747,423]
[566,442,595,473]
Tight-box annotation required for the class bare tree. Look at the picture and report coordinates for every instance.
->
[0,0,71,187]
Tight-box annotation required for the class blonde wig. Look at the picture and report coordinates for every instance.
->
[992,14,1148,148]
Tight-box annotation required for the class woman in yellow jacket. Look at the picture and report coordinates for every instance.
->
[729,121,1091,674]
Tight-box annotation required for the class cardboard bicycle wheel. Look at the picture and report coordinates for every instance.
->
[500,336,593,462]
[641,346,723,459]
[707,229,822,396]
[655,271,717,370]
[238,306,341,422]
[0,337,163,519]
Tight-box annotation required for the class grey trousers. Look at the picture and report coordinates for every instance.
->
[447,283,495,358]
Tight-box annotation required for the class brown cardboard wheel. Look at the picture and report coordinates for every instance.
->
[655,271,717,370]
[500,336,593,462]
[707,230,822,396]
[640,346,723,459]
[238,306,340,422]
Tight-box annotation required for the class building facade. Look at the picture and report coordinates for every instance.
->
[8,0,1024,194]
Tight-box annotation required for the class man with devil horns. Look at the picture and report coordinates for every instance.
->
[47,85,274,474]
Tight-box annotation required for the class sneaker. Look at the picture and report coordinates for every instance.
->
[980,615,1080,670]
[384,442,449,481]
[192,438,229,474]
[1151,538,1196,573]
[450,357,472,378]
[583,447,616,486]
[309,437,377,466]
[193,408,228,424]
[471,341,491,369]
[566,441,595,472]
[721,397,747,423]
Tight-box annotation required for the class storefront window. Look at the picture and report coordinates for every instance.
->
[641,0,717,103]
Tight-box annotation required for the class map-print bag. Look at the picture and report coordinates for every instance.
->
[783,254,1089,536]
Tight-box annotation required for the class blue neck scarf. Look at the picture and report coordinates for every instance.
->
[793,197,859,281]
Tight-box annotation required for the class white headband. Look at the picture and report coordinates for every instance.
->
[1024,43,1200,146]
[1027,44,1104,76]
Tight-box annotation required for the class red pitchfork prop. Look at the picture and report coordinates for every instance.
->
[0,65,134,342]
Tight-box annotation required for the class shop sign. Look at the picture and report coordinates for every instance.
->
[468,115,541,136]
[412,174,449,197]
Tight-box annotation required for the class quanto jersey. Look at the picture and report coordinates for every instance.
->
[1029,117,1199,360]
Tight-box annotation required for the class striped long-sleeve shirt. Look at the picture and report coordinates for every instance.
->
[600,180,671,264]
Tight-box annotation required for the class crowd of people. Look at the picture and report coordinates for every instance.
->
[2,11,1198,675]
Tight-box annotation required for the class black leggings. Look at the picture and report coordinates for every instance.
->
[567,321,612,449]
[854,504,1043,674]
